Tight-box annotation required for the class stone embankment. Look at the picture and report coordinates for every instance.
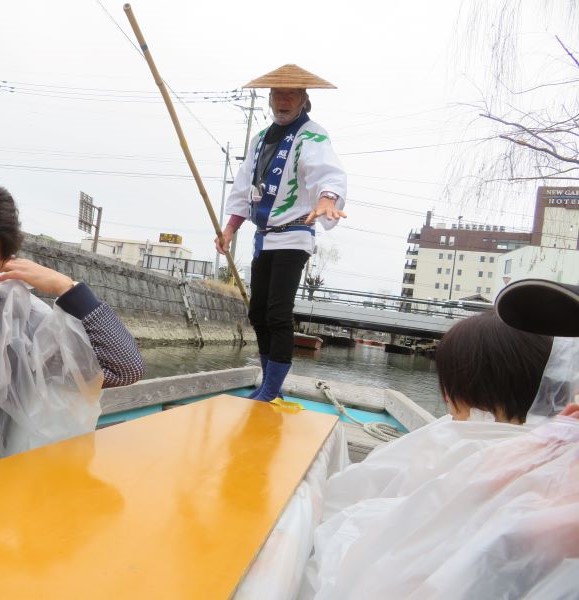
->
[22,233,255,346]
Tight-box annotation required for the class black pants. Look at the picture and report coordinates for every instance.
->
[248,249,309,364]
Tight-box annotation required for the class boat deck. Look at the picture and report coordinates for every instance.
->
[100,367,436,462]
[341,422,383,461]
[0,395,338,598]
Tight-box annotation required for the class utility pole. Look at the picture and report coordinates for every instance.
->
[231,90,257,262]
[215,142,230,280]
[243,89,257,159]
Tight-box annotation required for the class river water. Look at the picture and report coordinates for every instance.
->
[140,343,447,418]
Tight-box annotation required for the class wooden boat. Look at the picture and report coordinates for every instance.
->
[384,334,416,355]
[355,338,386,348]
[384,336,437,357]
[0,369,435,598]
[101,367,435,462]
[318,332,356,347]
[294,332,323,350]
[384,342,415,355]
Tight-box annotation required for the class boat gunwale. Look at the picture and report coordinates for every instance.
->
[101,368,434,430]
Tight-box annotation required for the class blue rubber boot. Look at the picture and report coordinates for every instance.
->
[249,354,269,399]
[252,360,291,402]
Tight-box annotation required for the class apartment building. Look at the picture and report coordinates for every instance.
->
[80,236,193,265]
[402,186,579,303]
[402,212,531,302]
[80,235,213,279]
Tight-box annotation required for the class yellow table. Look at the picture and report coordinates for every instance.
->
[0,394,338,599]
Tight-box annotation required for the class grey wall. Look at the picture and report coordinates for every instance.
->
[22,234,255,345]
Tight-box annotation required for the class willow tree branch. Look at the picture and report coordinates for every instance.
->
[556,35,579,69]
[499,134,579,165]
[482,112,558,153]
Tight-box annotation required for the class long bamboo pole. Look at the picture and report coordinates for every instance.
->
[123,3,249,307]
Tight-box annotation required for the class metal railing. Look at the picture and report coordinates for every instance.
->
[296,285,493,320]
[142,254,214,279]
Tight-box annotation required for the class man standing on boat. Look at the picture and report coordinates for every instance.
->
[215,64,347,402]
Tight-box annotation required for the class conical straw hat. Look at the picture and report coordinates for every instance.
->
[242,64,336,89]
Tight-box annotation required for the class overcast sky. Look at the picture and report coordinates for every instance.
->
[1,0,575,293]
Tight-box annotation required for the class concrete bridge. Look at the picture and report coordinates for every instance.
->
[294,297,467,339]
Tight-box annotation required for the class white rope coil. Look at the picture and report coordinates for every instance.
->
[315,380,404,443]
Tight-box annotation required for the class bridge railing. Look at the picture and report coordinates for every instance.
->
[296,285,492,320]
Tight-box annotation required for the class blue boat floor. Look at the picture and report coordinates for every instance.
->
[98,387,406,432]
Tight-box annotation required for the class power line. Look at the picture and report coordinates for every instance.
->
[0,153,563,228]
[346,196,523,224]
[0,81,251,104]
[340,136,496,156]
[324,267,404,286]
[340,223,578,249]
[0,162,222,180]
[23,206,210,235]
[22,205,576,283]
[0,146,226,166]
[331,104,459,131]
[345,196,574,230]
[1,159,560,229]
[2,79,248,96]
[347,172,530,196]
[94,0,246,153]
[0,145,534,210]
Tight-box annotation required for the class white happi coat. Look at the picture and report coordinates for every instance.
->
[226,119,347,255]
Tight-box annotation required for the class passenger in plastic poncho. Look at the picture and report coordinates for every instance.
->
[299,280,579,600]
[435,310,553,424]
[215,64,347,403]
[0,187,144,457]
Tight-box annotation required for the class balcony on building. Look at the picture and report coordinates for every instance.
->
[407,230,421,243]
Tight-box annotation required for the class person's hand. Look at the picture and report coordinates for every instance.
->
[559,404,579,420]
[305,196,347,225]
[0,258,75,296]
[215,226,234,255]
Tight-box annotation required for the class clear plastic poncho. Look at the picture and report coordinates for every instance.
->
[526,336,579,422]
[300,336,579,599]
[0,281,103,457]
[235,424,349,600]
[300,417,579,599]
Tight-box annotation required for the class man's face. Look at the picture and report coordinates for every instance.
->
[269,88,306,126]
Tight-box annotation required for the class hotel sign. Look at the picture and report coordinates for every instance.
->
[540,187,579,209]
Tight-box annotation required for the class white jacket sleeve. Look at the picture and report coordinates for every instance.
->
[299,128,347,230]
[225,136,260,219]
